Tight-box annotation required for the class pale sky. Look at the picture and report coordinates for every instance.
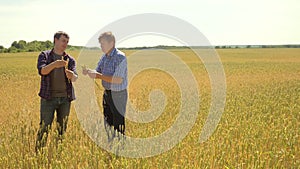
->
[0,0,299,48]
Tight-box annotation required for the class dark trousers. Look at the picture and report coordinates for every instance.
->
[103,89,127,138]
[35,97,71,152]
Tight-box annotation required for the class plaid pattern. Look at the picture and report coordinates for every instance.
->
[37,49,77,101]
[96,48,128,91]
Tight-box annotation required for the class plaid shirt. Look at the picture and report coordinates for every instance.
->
[37,49,77,101]
[96,48,128,91]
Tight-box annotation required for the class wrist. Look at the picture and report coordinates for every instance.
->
[72,74,78,81]
[53,61,60,69]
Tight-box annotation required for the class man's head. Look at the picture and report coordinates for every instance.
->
[98,31,115,55]
[54,31,69,52]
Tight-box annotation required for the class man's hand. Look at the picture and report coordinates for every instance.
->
[54,60,67,68]
[87,71,97,79]
[82,66,89,75]
[65,69,77,81]
[82,66,98,79]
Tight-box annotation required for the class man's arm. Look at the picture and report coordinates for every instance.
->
[87,70,123,84]
[65,57,78,82]
[65,69,78,82]
[40,60,66,75]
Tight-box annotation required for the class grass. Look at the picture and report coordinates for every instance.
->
[0,48,299,168]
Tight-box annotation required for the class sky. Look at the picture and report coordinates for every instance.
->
[0,0,299,48]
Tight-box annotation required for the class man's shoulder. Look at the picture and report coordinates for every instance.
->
[39,49,52,58]
[114,48,126,59]
[42,49,52,55]
[67,54,75,61]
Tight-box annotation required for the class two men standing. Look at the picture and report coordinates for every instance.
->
[36,31,127,152]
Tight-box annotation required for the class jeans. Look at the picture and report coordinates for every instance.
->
[35,97,71,152]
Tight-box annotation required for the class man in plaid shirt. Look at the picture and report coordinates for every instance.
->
[36,31,77,152]
[83,31,127,141]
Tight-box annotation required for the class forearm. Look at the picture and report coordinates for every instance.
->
[40,62,56,75]
[90,72,123,84]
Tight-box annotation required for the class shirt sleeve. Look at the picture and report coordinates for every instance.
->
[95,57,103,73]
[37,52,47,76]
[68,56,77,75]
[113,56,127,79]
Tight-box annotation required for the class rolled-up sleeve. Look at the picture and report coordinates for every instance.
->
[95,58,103,73]
[37,52,47,76]
[68,57,77,75]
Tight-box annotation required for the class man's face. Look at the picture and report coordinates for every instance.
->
[100,39,114,55]
[54,35,69,51]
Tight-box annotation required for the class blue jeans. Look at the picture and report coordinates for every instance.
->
[35,97,71,151]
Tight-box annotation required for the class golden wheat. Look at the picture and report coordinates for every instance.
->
[0,48,299,168]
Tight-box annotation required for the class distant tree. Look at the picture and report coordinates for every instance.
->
[8,46,18,53]
[18,40,27,49]
[1,40,83,53]
[285,45,297,48]
[11,41,18,48]
[45,40,53,49]
[26,41,37,52]
[0,45,4,53]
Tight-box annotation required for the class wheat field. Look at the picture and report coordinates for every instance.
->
[0,48,299,168]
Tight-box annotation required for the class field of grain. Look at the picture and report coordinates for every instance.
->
[0,48,299,168]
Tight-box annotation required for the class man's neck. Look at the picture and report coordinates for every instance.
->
[53,48,64,56]
[105,47,115,56]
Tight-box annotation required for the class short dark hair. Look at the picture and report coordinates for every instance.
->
[53,31,69,43]
[98,31,115,43]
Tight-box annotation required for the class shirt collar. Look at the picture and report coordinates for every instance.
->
[50,48,68,57]
[106,47,116,58]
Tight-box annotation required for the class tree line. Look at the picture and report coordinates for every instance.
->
[215,45,300,49]
[0,40,83,53]
[1,40,299,53]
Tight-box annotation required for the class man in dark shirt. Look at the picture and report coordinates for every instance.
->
[36,31,77,152]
